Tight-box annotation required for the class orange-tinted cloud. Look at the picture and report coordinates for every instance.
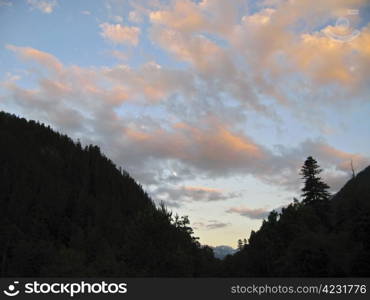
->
[6,45,63,74]
[150,0,207,33]
[4,0,370,192]
[122,119,266,175]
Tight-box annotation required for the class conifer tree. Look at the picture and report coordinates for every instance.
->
[300,156,330,204]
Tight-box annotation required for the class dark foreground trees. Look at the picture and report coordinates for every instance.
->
[1,111,369,277]
[222,159,370,277]
[0,111,218,277]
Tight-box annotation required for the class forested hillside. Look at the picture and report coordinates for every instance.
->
[1,111,369,277]
[221,162,370,277]
[0,111,218,277]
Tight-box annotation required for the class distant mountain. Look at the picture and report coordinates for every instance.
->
[212,246,236,259]
[0,111,218,277]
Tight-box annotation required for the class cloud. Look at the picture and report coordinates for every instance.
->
[226,206,271,220]
[3,6,370,192]
[234,0,370,104]
[149,0,244,35]
[257,140,370,191]
[149,19,270,115]
[226,203,289,220]
[153,185,239,205]
[287,27,370,87]
[120,119,266,174]
[109,50,128,61]
[5,45,191,106]
[3,44,369,191]
[148,0,370,116]
[6,45,63,74]
[99,23,140,45]
[193,220,230,230]
[114,117,369,190]
[27,0,57,14]
[110,50,128,61]
[104,61,194,102]
[150,0,207,33]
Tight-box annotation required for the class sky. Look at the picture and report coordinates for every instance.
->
[0,0,369,248]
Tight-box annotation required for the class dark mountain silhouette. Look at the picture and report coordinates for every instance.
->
[221,165,370,277]
[0,111,218,277]
[331,166,370,276]
[1,111,369,277]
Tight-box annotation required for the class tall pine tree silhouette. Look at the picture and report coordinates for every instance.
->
[300,156,330,204]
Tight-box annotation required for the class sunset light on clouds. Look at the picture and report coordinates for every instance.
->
[0,0,369,247]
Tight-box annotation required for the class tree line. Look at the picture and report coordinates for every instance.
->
[223,157,370,276]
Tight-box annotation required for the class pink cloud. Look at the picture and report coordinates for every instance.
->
[6,45,63,74]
